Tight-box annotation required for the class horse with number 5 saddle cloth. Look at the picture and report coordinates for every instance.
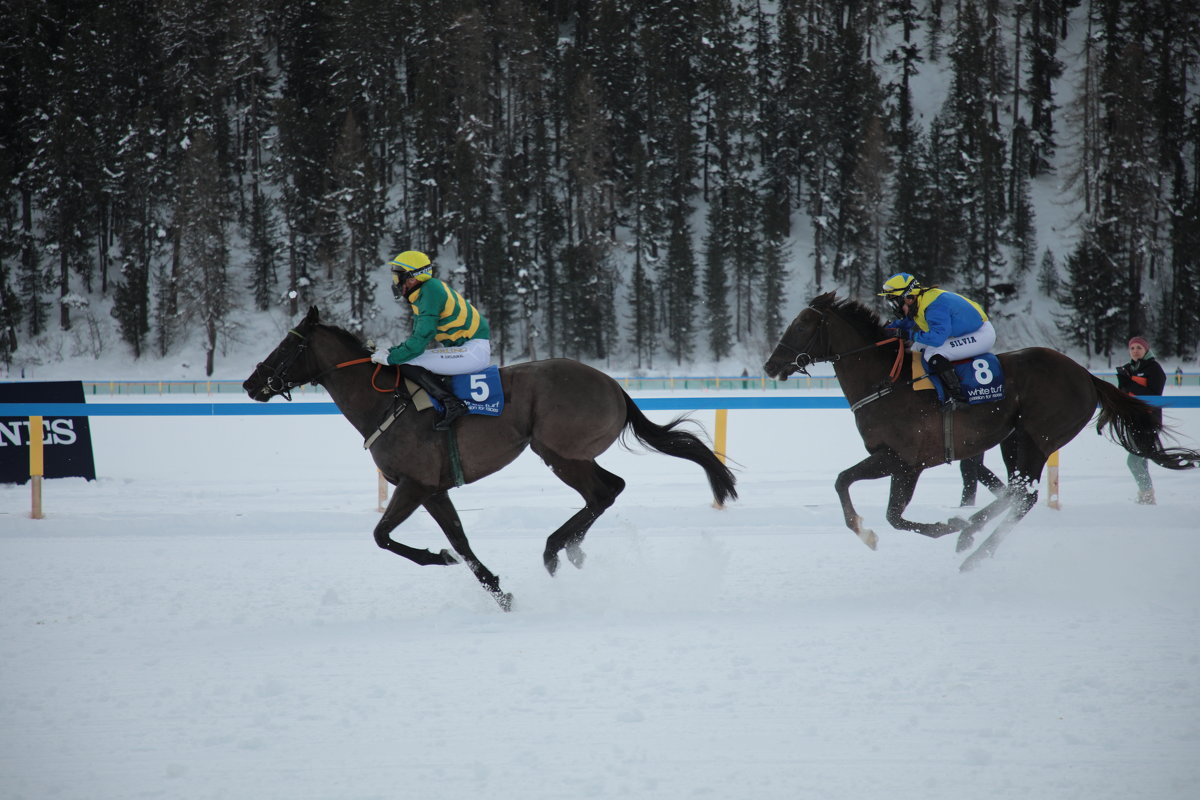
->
[763,291,1200,571]
[243,307,737,610]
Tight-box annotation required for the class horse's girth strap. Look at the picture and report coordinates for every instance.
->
[943,407,954,464]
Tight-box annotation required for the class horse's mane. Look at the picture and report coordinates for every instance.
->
[318,323,372,356]
[810,291,887,340]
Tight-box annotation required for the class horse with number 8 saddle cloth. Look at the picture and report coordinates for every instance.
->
[763,291,1200,572]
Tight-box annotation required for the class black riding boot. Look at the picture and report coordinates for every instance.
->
[400,365,469,431]
[927,354,964,407]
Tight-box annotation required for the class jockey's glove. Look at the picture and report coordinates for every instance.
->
[370,347,392,365]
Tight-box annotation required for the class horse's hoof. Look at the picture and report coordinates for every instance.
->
[956,532,975,553]
[440,549,460,565]
[566,546,586,569]
[493,591,514,612]
[857,527,878,550]
[947,516,969,532]
[960,548,992,572]
[544,553,559,576]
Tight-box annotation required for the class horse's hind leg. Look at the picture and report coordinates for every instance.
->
[960,432,1045,570]
[538,452,625,576]
[422,491,512,610]
[959,476,1039,571]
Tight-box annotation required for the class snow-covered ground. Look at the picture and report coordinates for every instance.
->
[2,390,1199,800]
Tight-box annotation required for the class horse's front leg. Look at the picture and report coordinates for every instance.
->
[374,477,460,566]
[834,449,907,550]
[422,490,512,611]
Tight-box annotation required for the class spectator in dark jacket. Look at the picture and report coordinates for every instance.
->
[1116,335,1167,504]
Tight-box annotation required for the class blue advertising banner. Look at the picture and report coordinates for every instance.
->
[0,381,96,484]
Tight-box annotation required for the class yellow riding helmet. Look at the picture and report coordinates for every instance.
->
[878,272,921,298]
[390,250,433,283]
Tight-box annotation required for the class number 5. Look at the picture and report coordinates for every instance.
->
[470,373,489,401]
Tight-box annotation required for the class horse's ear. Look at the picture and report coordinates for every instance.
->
[305,305,320,323]
[811,290,836,308]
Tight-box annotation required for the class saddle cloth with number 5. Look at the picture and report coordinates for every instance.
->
[430,365,505,417]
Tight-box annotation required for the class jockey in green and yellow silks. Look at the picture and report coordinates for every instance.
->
[370,250,492,430]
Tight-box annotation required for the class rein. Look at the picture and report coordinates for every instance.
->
[263,331,403,397]
[330,356,405,394]
[779,309,906,382]
[257,329,412,449]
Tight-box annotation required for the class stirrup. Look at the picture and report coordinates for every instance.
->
[434,397,468,431]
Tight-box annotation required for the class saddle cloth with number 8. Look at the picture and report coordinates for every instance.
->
[913,352,1006,405]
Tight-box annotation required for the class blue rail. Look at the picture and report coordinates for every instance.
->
[8,370,1197,396]
[2,396,1198,416]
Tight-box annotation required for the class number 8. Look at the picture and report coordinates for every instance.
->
[972,358,993,385]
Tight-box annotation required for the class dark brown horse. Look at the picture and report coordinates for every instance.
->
[764,292,1199,570]
[244,307,737,609]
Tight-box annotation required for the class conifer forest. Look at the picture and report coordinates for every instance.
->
[2,0,1198,375]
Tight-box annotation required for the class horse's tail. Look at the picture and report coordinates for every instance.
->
[1093,377,1200,470]
[620,392,738,505]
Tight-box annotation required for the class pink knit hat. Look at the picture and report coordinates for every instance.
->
[1128,336,1150,350]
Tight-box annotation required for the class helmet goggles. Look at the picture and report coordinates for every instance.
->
[878,272,921,315]
[389,251,432,299]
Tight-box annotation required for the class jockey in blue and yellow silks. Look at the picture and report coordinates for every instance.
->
[371,250,492,430]
[879,272,996,405]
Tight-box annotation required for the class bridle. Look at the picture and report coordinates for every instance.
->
[776,308,906,381]
[253,325,401,401]
[253,328,312,400]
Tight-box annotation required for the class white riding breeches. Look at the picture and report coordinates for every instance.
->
[404,338,492,375]
[914,320,996,362]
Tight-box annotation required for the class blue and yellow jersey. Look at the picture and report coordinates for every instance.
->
[911,289,987,348]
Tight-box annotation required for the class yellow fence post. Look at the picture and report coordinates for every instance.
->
[1046,450,1060,510]
[712,408,728,510]
[29,415,44,519]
